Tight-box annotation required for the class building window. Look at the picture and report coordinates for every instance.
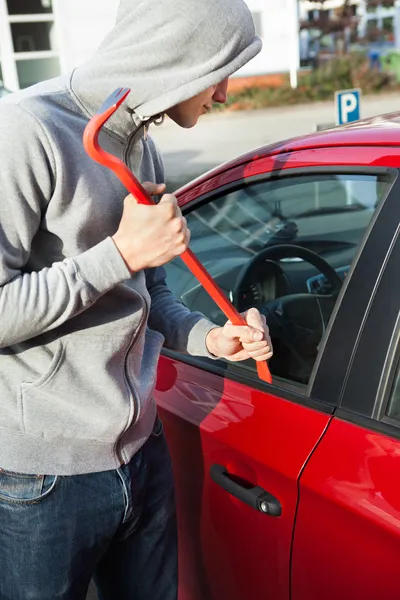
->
[382,16,394,33]
[16,57,59,88]
[2,0,60,90]
[11,21,56,53]
[6,0,52,15]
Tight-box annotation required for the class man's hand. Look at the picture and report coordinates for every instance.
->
[206,308,273,362]
[112,182,190,273]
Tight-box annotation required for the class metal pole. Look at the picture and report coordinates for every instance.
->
[395,0,400,49]
[289,0,300,89]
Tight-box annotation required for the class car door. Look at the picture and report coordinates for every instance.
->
[291,167,400,600]
[154,158,396,600]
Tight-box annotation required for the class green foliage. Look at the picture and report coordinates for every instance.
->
[221,52,397,111]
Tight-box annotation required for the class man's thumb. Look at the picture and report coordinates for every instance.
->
[142,181,166,196]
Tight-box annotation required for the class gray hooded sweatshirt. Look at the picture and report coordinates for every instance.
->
[0,0,262,475]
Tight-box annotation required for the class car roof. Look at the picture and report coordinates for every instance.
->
[242,110,400,156]
[177,110,400,194]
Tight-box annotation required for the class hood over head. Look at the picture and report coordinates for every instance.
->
[70,0,262,137]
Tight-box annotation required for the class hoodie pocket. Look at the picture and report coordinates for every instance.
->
[20,335,131,442]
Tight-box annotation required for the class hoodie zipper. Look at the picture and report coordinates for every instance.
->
[115,290,148,464]
[123,119,147,164]
[116,121,152,464]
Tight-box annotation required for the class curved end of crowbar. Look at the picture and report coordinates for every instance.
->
[83,87,149,199]
[83,87,131,165]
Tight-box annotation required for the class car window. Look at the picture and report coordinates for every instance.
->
[164,172,390,387]
[386,360,400,422]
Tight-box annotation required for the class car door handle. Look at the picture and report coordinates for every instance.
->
[210,464,282,516]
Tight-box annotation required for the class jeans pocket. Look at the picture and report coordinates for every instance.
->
[151,415,164,438]
[0,469,58,505]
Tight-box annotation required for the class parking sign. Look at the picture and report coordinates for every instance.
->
[335,88,361,125]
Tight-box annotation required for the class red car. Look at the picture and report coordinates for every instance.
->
[154,113,400,600]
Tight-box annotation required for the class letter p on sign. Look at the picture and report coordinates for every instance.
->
[335,88,361,125]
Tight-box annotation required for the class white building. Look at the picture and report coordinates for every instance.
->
[0,0,300,91]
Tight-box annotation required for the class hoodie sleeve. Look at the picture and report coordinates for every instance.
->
[145,266,218,358]
[0,104,131,348]
[144,135,218,357]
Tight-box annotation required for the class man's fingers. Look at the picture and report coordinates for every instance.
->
[224,324,263,343]
[142,181,166,196]
[227,349,251,362]
[245,347,274,360]
[184,226,191,247]
[241,340,268,352]
[242,307,267,334]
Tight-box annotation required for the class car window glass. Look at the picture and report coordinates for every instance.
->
[386,360,400,421]
[165,173,390,387]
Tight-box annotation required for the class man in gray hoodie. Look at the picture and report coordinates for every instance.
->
[0,0,272,598]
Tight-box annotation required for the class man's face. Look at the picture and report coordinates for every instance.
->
[166,79,229,128]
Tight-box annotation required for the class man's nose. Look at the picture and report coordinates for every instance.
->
[213,79,229,104]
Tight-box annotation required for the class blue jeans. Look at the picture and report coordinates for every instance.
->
[0,417,177,600]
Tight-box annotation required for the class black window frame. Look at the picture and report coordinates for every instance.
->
[338,169,400,439]
[161,165,397,415]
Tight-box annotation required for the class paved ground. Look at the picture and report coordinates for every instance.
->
[151,92,400,190]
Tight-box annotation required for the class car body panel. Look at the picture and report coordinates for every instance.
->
[291,418,400,600]
[178,146,400,207]
[155,355,331,600]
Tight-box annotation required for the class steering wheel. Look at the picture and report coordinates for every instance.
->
[233,244,343,383]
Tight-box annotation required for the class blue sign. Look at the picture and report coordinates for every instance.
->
[335,88,361,125]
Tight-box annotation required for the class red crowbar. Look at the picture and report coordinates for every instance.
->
[83,87,272,384]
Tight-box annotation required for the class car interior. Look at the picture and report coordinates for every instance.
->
[164,172,392,386]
